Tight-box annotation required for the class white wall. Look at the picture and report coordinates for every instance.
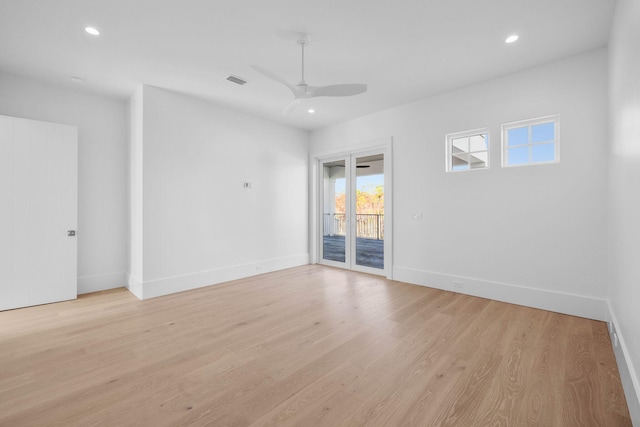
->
[129,86,309,298]
[608,0,640,419]
[0,72,128,294]
[311,49,609,320]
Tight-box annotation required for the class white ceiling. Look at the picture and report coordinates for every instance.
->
[0,0,615,130]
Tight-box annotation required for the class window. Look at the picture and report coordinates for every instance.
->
[446,128,489,172]
[502,115,559,167]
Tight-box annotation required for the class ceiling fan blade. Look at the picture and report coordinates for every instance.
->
[282,98,302,115]
[251,65,297,94]
[309,84,367,97]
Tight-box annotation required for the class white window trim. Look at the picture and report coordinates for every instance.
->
[501,115,560,167]
[445,127,490,172]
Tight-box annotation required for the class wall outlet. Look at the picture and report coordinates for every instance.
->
[453,281,464,289]
[613,332,619,348]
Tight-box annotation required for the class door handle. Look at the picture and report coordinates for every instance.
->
[67,230,76,236]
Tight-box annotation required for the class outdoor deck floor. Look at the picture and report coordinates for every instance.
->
[323,235,384,269]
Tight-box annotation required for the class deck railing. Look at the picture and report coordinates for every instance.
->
[323,213,384,240]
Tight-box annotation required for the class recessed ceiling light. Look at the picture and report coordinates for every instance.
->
[308,109,315,114]
[505,35,519,44]
[85,27,100,36]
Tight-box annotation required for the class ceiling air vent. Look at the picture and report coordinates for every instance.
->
[226,75,247,85]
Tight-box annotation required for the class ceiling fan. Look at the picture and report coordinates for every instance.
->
[251,35,367,115]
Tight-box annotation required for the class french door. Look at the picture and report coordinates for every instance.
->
[319,149,390,277]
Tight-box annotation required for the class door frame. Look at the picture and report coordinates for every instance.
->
[310,137,393,279]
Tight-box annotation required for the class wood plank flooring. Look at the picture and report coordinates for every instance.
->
[0,265,632,426]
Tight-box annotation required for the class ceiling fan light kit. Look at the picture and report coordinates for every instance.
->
[252,35,367,115]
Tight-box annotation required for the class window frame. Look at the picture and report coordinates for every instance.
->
[501,115,560,167]
[445,127,491,173]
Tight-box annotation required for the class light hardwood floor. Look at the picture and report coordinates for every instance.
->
[0,265,632,426]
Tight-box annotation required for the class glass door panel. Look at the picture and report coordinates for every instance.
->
[354,154,384,270]
[322,159,347,264]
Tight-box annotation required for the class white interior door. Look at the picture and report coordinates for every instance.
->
[0,115,78,311]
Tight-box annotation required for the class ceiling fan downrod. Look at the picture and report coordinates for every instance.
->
[297,38,309,87]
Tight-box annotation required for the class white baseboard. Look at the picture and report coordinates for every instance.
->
[130,253,309,300]
[127,274,144,299]
[393,266,609,321]
[607,301,640,423]
[78,272,126,294]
